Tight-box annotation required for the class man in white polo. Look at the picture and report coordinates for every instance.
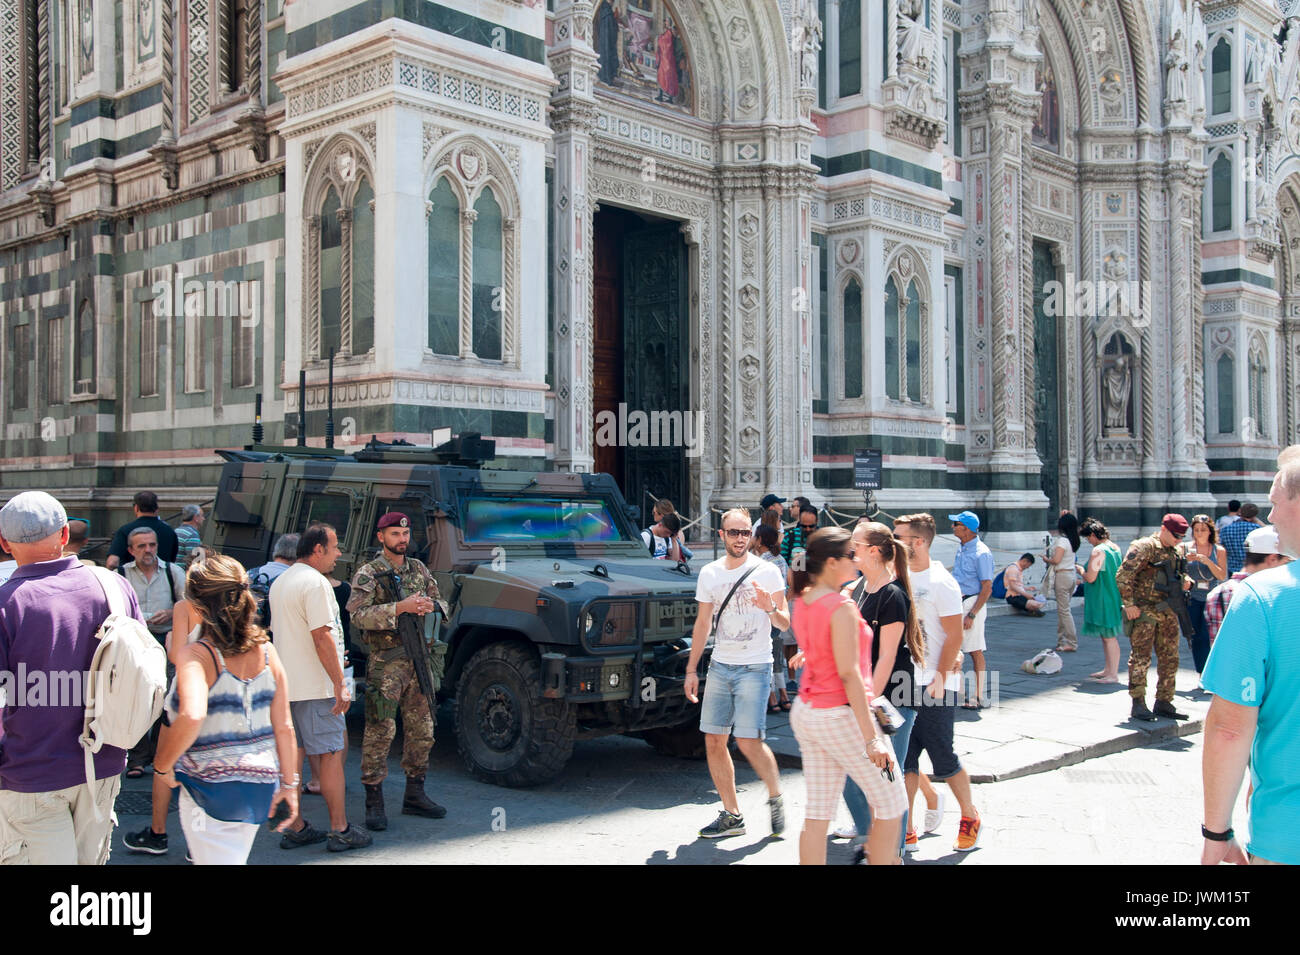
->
[269,522,370,853]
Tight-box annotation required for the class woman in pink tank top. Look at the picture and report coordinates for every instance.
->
[789,527,908,864]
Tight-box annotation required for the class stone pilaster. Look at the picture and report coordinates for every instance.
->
[548,0,599,473]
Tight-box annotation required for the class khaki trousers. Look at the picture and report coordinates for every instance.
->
[0,776,121,865]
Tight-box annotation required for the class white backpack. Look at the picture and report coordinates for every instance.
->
[80,567,168,819]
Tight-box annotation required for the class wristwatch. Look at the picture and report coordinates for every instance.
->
[966,611,977,620]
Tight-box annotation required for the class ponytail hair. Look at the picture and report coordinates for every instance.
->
[185,554,268,655]
[790,526,852,595]
[856,521,924,665]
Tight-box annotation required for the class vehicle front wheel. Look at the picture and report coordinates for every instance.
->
[454,642,577,787]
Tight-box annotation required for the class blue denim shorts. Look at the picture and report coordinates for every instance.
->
[699,661,772,740]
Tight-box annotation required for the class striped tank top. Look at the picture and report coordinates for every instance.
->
[165,637,279,824]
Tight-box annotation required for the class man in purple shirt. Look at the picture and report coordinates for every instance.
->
[0,491,144,864]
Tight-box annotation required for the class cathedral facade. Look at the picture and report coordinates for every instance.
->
[1,0,1298,546]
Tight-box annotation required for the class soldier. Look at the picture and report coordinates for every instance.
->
[1116,513,1194,722]
[347,512,447,830]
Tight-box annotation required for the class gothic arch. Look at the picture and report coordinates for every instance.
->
[427,134,521,221]
[303,133,376,216]
[301,132,377,363]
[588,0,797,126]
[1041,0,1145,129]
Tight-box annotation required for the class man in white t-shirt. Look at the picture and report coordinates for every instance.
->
[269,522,371,853]
[893,512,983,852]
[685,507,789,839]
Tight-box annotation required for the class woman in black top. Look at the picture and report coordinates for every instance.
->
[840,520,925,861]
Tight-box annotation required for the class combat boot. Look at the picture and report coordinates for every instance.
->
[1131,698,1158,722]
[1153,699,1189,720]
[364,783,387,831]
[402,774,447,818]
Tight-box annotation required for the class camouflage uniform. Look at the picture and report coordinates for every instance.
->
[348,553,443,785]
[1115,535,1187,704]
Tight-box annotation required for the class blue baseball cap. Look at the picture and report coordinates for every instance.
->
[948,511,980,532]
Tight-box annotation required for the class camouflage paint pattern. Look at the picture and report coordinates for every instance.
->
[347,553,442,650]
[1115,535,1184,609]
[1126,611,1181,703]
[360,651,434,784]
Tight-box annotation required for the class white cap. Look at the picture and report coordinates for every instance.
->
[1245,525,1282,556]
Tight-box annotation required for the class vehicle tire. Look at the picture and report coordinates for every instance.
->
[454,642,577,787]
[640,715,707,760]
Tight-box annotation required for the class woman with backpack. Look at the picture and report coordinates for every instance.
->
[153,555,299,864]
[788,527,906,865]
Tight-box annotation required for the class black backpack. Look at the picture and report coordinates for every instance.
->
[249,567,275,633]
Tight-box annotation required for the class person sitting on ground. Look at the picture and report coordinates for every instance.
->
[1002,554,1046,615]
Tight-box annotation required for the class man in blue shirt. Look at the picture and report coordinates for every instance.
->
[1219,502,1261,574]
[949,511,995,709]
[1201,446,1300,865]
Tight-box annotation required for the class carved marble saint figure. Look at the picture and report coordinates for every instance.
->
[1103,354,1132,432]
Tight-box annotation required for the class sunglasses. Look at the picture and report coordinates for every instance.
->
[723,528,753,539]
[799,522,817,529]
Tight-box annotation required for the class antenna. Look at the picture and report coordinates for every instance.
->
[252,392,264,444]
[297,368,307,446]
[326,347,336,449]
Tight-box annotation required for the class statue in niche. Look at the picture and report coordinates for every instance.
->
[1033,59,1060,151]
[1103,354,1132,432]
[899,0,927,70]
[793,0,823,91]
[1101,334,1134,435]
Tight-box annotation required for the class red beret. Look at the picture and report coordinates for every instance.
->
[377,512,410,530]
[1161,513,1189,536]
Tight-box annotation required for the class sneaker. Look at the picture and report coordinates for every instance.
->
[903,829,919,853]
[698,810,746,839]
[954,813,981,852]
[279,819,328,850]
[123,827,168,855]
[923,791,947,834]
[768,794,785,837]
[327,824,374,852]
[832,824,858,840]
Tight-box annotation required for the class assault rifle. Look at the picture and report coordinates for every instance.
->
[1150,556,1195,640]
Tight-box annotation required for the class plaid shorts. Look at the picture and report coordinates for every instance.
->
[790,698,907,822]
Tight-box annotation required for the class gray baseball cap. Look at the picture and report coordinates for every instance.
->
[0,491,69,544]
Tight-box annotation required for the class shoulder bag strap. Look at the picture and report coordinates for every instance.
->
[710,563,760,639]
[91,566,127,619]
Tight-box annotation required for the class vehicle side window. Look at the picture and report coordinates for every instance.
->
[297,492,352,542]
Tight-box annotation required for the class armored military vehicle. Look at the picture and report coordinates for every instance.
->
[205,433,707,786]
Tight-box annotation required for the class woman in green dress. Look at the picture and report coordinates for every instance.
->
[1076,517,1124,683]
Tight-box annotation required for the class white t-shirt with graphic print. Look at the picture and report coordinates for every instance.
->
[695,553,785,666]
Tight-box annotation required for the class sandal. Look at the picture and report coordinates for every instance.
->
[767,702,782,714]
[779,700,792,712]
[960,701,981,710]
[124,766,145,779]
[303,782,322,796]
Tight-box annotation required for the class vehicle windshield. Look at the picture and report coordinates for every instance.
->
[462,496,630,544]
